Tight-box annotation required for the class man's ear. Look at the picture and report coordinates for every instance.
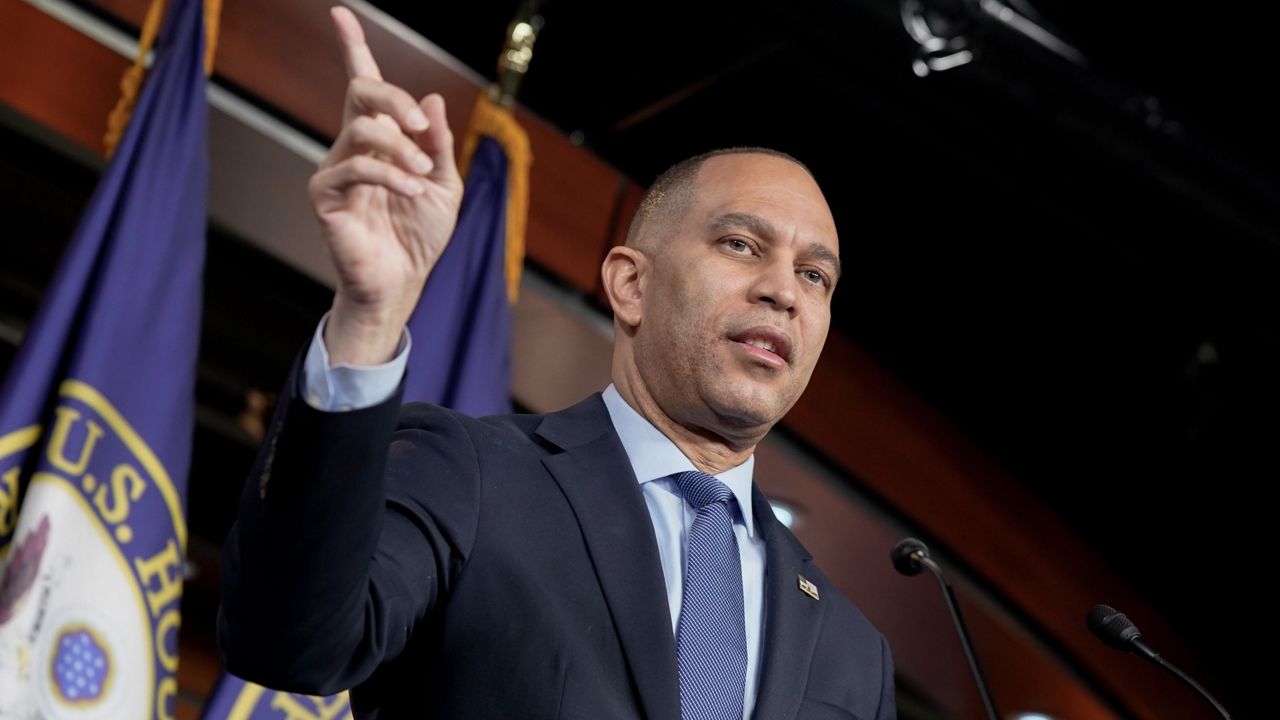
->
[601,246,646,328]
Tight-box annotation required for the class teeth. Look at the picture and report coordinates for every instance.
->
[744,338,775,352]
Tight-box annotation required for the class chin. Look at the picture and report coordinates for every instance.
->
[704,380,792,430]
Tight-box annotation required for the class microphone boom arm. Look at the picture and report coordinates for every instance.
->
[893,539,1001,720]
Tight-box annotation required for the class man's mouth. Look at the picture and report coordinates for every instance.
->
[728,328,793,367]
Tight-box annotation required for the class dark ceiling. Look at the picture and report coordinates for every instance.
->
[375,0,1277,714]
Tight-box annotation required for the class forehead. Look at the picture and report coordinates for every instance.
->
[688,154,839,251]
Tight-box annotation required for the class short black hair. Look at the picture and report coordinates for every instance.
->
[624,147,813,251]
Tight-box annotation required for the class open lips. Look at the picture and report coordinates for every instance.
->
[729,327,793,366]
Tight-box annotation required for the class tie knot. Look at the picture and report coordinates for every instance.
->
[674,470,733,510]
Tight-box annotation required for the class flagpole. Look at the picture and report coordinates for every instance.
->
[489,1,544,108]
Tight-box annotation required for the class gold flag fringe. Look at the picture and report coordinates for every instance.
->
[103,0,222,158]
[457,95,533,304]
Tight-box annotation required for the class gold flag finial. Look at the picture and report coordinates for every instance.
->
[490,2,543,108]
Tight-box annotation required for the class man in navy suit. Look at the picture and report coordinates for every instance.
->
[218,7,895,719]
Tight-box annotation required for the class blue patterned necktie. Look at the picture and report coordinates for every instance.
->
[673,470,748,720]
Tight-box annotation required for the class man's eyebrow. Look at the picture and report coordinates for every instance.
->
[708,212,780,240]
[709,212,842,279]
[803,242,842,279]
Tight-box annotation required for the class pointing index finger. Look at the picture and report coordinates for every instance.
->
[331,5,382,81]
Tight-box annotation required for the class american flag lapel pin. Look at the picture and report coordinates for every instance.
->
[797,574,820,601]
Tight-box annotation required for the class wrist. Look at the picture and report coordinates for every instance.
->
[325,294,406,366]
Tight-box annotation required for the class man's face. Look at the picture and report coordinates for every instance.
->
[634,153,840,433]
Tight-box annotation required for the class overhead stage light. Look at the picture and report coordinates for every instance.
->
[901,0,1084,76]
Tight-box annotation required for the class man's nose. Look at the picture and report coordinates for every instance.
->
[750,259,798,316]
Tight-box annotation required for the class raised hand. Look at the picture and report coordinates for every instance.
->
[310,6,464,365]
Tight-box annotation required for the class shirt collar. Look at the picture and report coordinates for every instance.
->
[602,384,757,538]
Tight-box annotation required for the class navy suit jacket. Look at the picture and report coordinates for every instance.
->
[218,372,895,719]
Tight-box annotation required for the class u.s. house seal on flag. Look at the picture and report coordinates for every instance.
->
[0,381,187,719]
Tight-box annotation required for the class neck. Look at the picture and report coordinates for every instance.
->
[612,369,765,476]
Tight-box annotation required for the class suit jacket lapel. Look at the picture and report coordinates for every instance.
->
[537,395,681,720]
[751,484,824,720]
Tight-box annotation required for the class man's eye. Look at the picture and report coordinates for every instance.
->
[802,270,828,286]
[724,238,751,253]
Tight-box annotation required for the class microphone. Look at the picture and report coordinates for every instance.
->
[1085,604,1232,719]
[891,537,929,576]
[891,538,999,720]
[1086,604,1158,661]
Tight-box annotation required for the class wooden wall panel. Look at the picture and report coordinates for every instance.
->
[0,0,127,155]
[518,115,620,294]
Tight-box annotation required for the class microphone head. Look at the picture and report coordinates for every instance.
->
[1087,604,1144,651]
[891,538,930,576]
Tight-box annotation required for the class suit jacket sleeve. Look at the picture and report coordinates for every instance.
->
[217,360,482,694]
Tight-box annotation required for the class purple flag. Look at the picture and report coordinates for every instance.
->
[0,0,207,716]
[404,137,515,415]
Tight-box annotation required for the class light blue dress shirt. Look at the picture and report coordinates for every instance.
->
[302,315,411,411]
[600,385,766,718]
[302,319,766,718]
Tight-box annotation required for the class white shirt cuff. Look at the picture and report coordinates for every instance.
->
[301,313,411,412]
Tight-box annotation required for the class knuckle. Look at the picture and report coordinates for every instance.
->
[348,75,372,94]
[318,144,340,167]
[344,78,364,106]
[347,77,386,110]
[348,115,378,139]
[375,115,401,132]
[397,135,422,156]
[344,155,374,178]
[393,88,417,112]
[307,170,332,199]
